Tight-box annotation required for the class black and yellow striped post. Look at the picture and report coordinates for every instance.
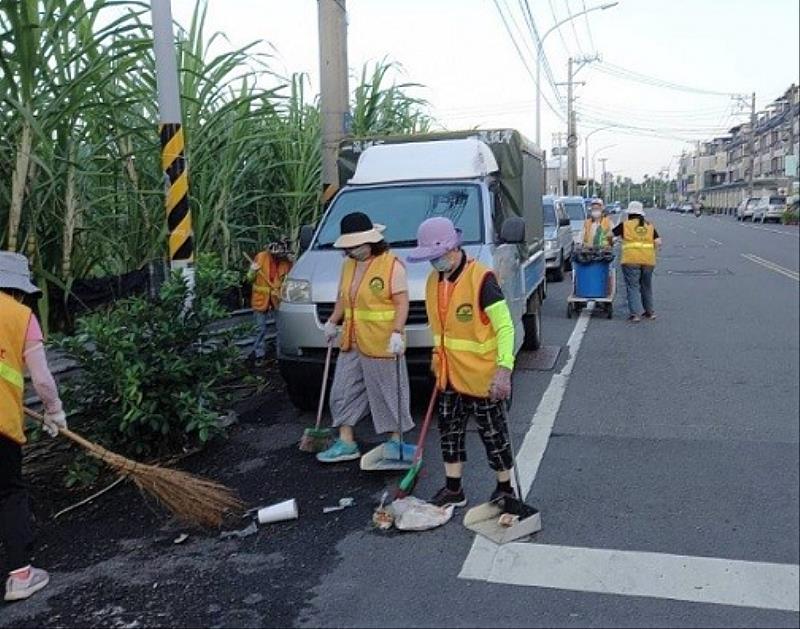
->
[160,122,193,263]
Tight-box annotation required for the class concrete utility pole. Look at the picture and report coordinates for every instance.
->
[567,58,578,196]
[599,157,608,199]
[318,0,350,206]
[747,91,756,199]
[151,0,194,295]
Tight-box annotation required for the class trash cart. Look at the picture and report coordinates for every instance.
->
[567,247,615,319]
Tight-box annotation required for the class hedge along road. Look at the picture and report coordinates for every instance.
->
[297,208,799,629]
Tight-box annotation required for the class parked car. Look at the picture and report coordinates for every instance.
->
[606,201,622,215]
[736,197,761,221]
[679,203,695,214]
[559,195,588,244]
[752,195,787,223]
[543,194,573,282]
[278,130,547,409]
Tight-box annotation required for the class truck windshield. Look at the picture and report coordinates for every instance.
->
[543,203,556,226]
[564,202,586,222]
[315,184,483,248]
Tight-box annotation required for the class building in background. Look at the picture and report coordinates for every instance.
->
[676,84,799,212]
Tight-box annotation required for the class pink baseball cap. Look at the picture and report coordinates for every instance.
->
[406,217,462,262]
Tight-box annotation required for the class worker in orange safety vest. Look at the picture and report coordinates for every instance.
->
[247,238,293,364]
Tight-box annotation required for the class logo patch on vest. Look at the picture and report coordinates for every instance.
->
[634,225,648,235]
[455,303,474,322]
[369,277,385,294]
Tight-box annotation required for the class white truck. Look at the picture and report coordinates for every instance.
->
[277,129,547,410]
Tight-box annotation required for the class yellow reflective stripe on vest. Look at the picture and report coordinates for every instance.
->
[622,242,655,250]
[253,285,270,294]
[432,334,498,354]
[345,309,396,322]
[0,363,24,390]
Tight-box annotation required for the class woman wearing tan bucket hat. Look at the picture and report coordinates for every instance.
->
[0,252,67,602]
[316,212,415,463]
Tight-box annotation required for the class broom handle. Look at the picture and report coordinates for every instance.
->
[411,385,438,465]
[23,407,114,460]
[315,342,334,430]
[242,252,271,286]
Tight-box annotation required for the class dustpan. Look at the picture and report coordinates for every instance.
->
[463,402,542,544]
[359,441,416,471]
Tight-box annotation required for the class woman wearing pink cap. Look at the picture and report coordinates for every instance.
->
[407,217,517,508]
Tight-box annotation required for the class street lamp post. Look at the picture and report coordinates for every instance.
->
[592,143,617,197]
[584,125,614,196]
[535,1,619,147]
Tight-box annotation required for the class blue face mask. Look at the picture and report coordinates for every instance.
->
[431,255,452,273]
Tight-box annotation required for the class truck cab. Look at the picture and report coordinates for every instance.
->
[277,130,547,410]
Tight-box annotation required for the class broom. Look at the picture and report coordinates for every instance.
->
[24,407,243,528]
[395,384,438,498]
[298,341,334,452]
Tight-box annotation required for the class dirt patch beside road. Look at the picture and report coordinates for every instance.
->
[2,363,395,628]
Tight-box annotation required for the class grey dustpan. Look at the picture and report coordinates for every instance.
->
[359,443,415,472]
[463,498,542,544]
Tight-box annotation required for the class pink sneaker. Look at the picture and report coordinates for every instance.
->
[4,567,49,602]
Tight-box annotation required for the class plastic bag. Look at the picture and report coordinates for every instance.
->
[389,497,454,531]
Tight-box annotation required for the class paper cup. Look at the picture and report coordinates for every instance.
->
[257,499,299,524]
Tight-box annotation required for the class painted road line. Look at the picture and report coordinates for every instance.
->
[741,223,800,238]
[459,309,592,579]
[742,253,800,282]
[709,238,723,246]
[481,543,800,612]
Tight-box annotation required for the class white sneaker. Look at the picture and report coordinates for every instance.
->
[4,567,49,602]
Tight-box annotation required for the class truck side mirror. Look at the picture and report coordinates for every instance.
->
[298,224,315,252]
[500,216,525,244]
[559,216,570,227]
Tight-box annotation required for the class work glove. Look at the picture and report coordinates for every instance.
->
[323,320,339,343]
[43,409,67,438]
[249,261,261,272]
[489,367,512,402]
[387,331,405,355]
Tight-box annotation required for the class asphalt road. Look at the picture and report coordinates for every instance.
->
[2,210,797,628]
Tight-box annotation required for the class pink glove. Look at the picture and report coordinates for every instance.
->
[489,367,512,401]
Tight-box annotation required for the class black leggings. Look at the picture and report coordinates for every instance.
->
[0,435,33,573]
[437,391,513,472]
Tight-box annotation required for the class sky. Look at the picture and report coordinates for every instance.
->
[163,0,800,182]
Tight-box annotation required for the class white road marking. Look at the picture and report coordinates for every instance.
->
[742,253,800,282]
[709,238,723,246]
[472,543,800,612]
[740,223,800,238]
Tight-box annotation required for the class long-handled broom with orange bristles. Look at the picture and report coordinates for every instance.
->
[24,407,243,528]
[298,341,334,452]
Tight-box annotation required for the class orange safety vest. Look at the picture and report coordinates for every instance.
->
[339,252,399,359]
[0,292,31,444]
[425,259,498,398]
[250,252,292,312]
[620,219,657,266]
[582,217,613,246]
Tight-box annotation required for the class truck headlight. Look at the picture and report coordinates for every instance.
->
[282,279,311,303]
[545,240,555,251]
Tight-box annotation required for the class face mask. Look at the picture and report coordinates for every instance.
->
[431,255,453,273]
[346,244,371,261]
[591,210,602,219]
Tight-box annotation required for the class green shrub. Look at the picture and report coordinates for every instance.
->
[782,209,799,225]
[55,254,245,470]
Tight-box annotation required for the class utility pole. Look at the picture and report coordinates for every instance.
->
[318,0,350,206]
[567,57,577,196]
[747,91,756,199]
[599,157,608,199]
[151,0,193,298]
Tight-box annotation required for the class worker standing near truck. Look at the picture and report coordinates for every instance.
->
[0,252,67,602]
[316,212,415,463]
[407,217,516,508]
[582,198,614,247]
[247,239,293,364]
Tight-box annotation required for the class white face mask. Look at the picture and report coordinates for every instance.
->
[591,210,602,219]
[346,244,371,261]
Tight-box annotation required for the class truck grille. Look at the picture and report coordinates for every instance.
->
[316,301,429,326]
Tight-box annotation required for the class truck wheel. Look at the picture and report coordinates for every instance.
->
[551,253,565,282]
[522,293,543,350]
[564,254,573,272]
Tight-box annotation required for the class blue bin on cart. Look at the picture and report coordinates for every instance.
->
[574,260,609,298]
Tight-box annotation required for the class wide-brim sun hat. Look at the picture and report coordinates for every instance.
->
[626,201,645,216]
[333,211,386,249]
[0,252,41,296]
[590,197,604,207]
[407,217,462,263]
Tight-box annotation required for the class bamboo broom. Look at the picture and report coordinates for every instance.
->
[24,408,244,528]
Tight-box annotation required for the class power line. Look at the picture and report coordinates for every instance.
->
[547,0,573,58]
[591,61,741,97]
[581,0,596,53]
[517,0,566,108]
[565,0,584,56]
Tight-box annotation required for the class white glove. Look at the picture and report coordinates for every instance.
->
[387,332,405,355]
[43,409,67,437]
[323,320,338,343]
[249,261,261,272]
[489,367,512,401]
